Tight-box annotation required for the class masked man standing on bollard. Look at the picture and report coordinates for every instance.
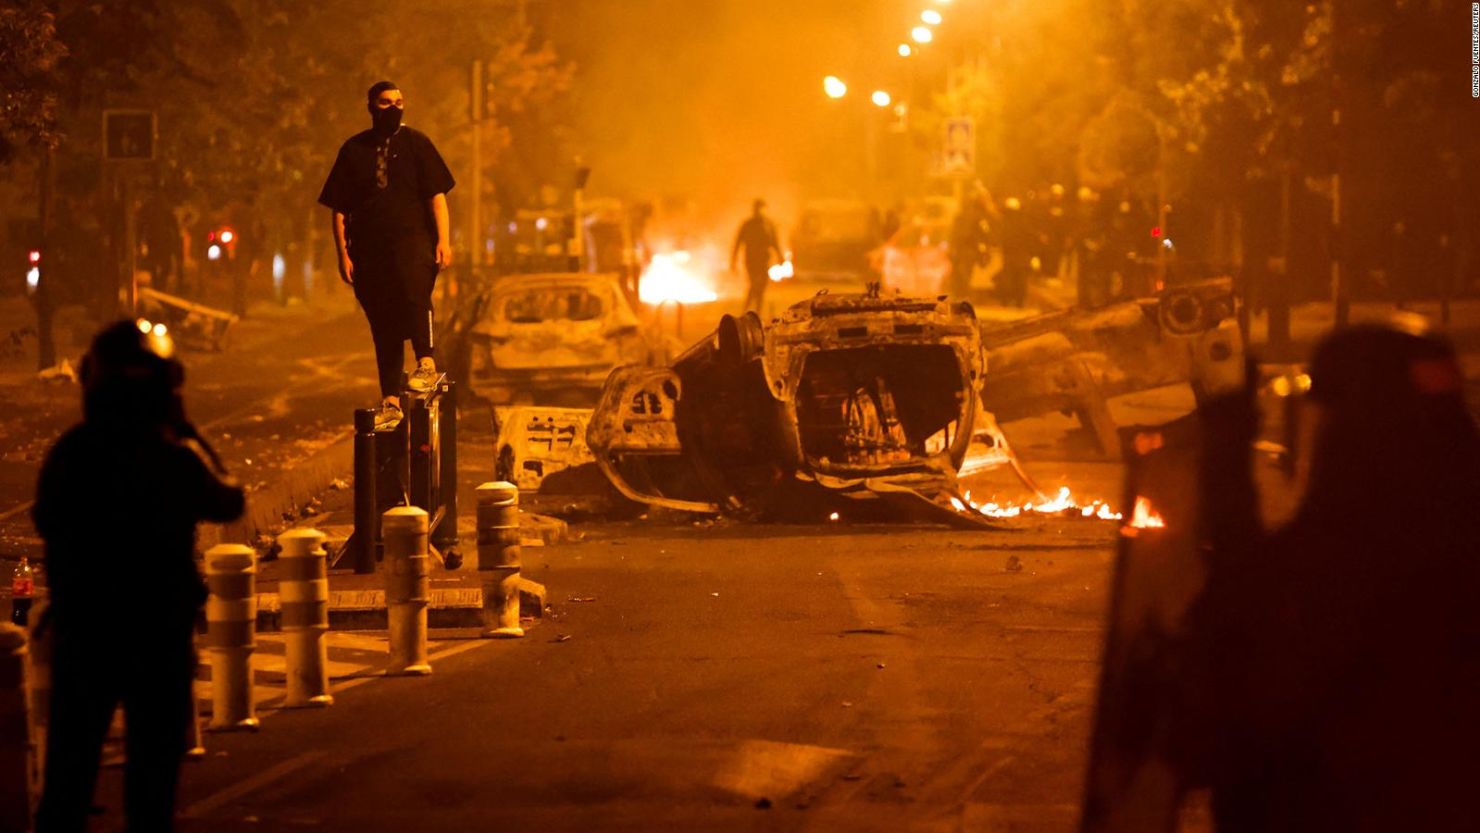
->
[32,321,245,833]
[320,80,456,431]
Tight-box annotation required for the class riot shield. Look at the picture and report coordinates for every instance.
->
[1079,412,1205,833]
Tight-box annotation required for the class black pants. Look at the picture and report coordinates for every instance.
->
[351,235,437,398]
[37,626,195,833]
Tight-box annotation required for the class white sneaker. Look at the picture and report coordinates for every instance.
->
[408,359,439,393]
[374,402,404,431]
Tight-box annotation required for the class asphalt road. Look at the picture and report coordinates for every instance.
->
[122,512,1119,833]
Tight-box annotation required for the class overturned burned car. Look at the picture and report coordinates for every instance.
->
[586,287,984,516]
[582,279,1242,520]
[469,272,659,406]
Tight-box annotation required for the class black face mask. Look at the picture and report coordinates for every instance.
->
[371,105,403,136]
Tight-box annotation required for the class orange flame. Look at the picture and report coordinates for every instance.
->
[1128,496,1166,529]
[951,486,1123,522]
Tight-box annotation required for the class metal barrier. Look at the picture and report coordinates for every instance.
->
[341,378,460,573]
[382,507,431,675]
[278,529,333,707]
[476,482,524,638]
[204,544,258,731]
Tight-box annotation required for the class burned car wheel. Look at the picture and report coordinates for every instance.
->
[718,312,764,367]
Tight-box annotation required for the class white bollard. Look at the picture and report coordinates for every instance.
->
[0,623,33,833]
[204,544,258,731]
[382,508,431,675]
[277,529,333,707]
[476,482,524,639]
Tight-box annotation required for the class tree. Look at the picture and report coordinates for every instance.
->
[0,1,66,161]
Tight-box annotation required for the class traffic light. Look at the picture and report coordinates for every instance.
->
[25,249,40,292]
[206,227,237,261]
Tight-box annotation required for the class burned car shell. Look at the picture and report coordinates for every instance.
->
[471,272,652,405]
[587,291,984,514]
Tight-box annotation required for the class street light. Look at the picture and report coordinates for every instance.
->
[823,75,848,99]
[898,43,913,57]
[911,26,933,44]
[871,90,892,108]
[921,9,943,25]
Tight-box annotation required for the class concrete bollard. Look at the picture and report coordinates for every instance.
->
[0,623,33,833]
[204,544,258,731]
[277,529,333,708]
[382,508,431,675]
[476,482,524,639]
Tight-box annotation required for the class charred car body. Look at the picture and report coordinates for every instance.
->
[586,288,984,515]
[469,272,658,406]
[583,280,1242,519]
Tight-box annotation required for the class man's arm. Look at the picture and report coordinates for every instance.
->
[331,210,353,286]
[768,221,784,264]
[430,193,452,270]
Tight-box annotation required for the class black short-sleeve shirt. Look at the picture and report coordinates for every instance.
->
[318,126,455,244]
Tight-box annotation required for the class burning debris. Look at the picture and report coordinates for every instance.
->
[639,251,719,306]
[950,486,1123,522]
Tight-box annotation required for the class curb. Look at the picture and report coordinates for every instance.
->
[200,434,355,550]
[252,579,547,632]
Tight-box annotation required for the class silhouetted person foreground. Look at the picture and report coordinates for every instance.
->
[1182,319,1480,832]
[33,320,244,833]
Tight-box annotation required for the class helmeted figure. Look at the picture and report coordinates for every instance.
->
[33,320,244,833]
[1182,319,1480,833]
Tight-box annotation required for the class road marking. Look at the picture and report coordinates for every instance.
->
[196,634,494,715]
[181,750,325,818]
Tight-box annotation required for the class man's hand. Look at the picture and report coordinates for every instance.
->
[338,253,355,286]
[435,240,453,271]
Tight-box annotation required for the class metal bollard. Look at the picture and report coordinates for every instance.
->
[351,408,379,575]
[277,529,333,707]
[0,623,32,833]
[476,482,524,639]
[204,544,258,731]
[382,508,431,675]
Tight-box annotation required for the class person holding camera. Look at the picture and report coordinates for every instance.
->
[32,320,244,833]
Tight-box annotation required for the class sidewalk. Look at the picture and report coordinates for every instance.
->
[0,289,378,576]
[245,410,562,632]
